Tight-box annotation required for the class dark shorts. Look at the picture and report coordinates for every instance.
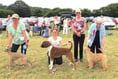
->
[11,43,27,55]
[48,56,63,65]
[47,52,63,65]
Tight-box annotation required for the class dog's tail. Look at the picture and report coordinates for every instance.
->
[68,41,73,50]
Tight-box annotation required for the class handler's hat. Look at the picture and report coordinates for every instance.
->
[11,14,20,19]
[96,17,103,23]
[75,8,81,13]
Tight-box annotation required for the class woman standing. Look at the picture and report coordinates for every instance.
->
[7,14,29,65]
[71,8,86,62]
[48,28,67,65]
[87,17,105,53]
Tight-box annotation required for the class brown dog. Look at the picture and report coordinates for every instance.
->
[85,47,107,71]
[5,48,32,69]
[41,41,76,70]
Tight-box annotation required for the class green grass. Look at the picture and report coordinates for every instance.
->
[0,24,118,79]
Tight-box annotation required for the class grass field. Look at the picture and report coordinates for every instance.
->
[0,24,118,79]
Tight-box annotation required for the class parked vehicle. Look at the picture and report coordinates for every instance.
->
[2,18,7,30]
[93,17,116,30]
[111,18,117,24]
[115,18,118,24]
[102,17,116,30]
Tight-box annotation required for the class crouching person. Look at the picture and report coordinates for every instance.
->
[47,28,67,65]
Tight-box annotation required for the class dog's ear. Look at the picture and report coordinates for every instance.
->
[46,41,51,46]
[41,41,51,48]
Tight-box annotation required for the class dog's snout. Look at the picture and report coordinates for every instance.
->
[4,48,11,52]
[41,44,44,48]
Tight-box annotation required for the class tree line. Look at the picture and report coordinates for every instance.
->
[0,0,118,18]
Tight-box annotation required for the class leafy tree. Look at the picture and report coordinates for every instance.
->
[0,4,7,9]
[81,8,92,17]
[106,3,118,17]
[92,10,101,17]
[8,0,31,17]
[100,3,118,17]
[42,8,51,17]
[0,9,14,18]
[30,7,43,17]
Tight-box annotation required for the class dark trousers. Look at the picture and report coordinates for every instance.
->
[73,34,85,60]
[88,41,102,53]
[48,56,63,65]
[11,42,28,55]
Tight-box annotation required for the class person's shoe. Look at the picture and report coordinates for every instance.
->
[74,59,78,62]
[80,59,83,62]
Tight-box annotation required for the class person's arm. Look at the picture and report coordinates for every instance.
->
[7,33,13,48]
[63,20,64,27]
[22,30,28,47]
[101,25,105,53]
[60,40,67,46]
[71,22,81,37]
[87,34,92,45]
[80,22,86,33]
[87,24,93,46]
[101,36,105,49]
[71,23,77,34]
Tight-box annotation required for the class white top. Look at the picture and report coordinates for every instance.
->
[48,36,62,47]
[63,19,68,27]
[54,19,59,25]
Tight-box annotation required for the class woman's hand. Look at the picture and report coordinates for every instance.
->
[26,42,28,48]
[77,32,81,37]
[7,45,11,48]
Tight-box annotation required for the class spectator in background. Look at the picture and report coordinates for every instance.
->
[54,16,60,31]
[63,17,68,34]
[25,23,30,33]
[49,21,55,36]
[0,21,2,34]
[50,21,55,30]
[7,14,29,65]
[71,8,86,62]
[40,22,49,38]
[25,22,32,37]
[33,24,39,35]
[68,19,72,32]
[6,15,12,36]
[87,17,105,53]
[54,16,59,26]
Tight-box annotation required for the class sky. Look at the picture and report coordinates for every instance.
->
[1,0,118,10]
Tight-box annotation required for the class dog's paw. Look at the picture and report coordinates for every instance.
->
[69,62,73,66]
[103,68,107,71]
[19,64,25,68]
[49,66,53,70]
[48,65,51,68]
[7,65,13,70]
[49,65,53,70]
[72,68,75,71]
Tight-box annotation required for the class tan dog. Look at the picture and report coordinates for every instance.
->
[41,41,76,70]
[5,48,32,69]
[85,47,107,71]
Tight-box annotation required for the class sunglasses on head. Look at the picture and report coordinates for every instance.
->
[12,18,18,19]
